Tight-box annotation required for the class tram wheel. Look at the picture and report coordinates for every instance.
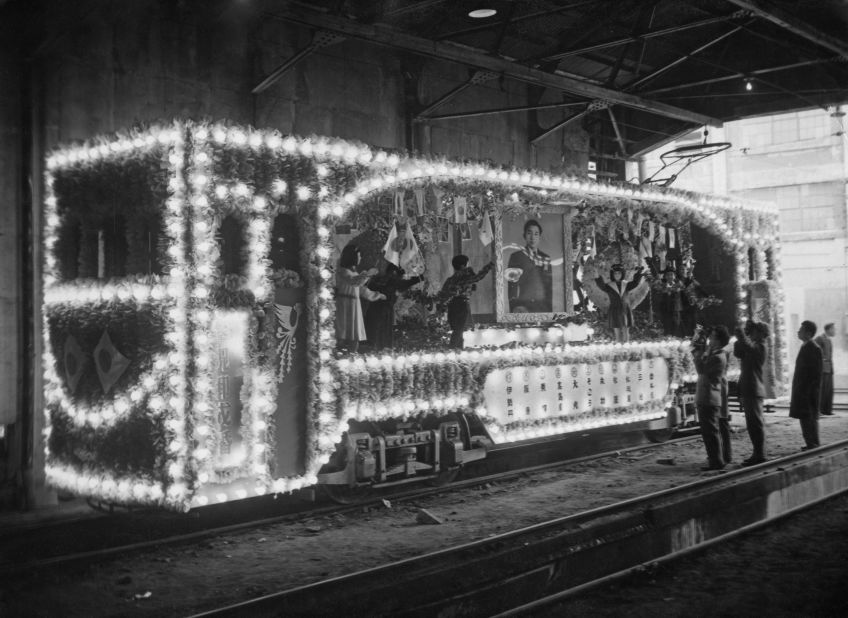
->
[320,483,375,505]
[427,466,460,487]
[645,428,674,443]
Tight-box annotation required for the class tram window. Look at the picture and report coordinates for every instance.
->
[270,214,301,273]
[50,158,169,280]
[101,214,128,278]
[128,218,165,276]
[73,214,128,279]
[765,248,775,280]
[55,217,82,280]
[219,215,247,276]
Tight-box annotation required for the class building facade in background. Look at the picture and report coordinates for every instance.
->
[633,105,848,388]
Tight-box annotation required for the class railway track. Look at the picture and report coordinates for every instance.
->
[186,439,848,618]
[0,432,701,577]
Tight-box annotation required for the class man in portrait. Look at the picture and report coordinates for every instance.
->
[507,219,553,313]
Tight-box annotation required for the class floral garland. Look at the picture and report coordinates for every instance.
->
[41,120,783,510]
[334,341,694,434]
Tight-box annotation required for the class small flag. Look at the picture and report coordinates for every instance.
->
[478,211,493,246]
[382,221,400,266]
[454,196,467,223]
[413,187,426,216]
[399,220,425,276]
[393,191,405,217]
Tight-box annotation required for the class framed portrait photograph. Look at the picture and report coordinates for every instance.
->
[495,208,573,322]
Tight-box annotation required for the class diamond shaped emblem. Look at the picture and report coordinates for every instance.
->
[94,330,130,394]
[63,335,86,394]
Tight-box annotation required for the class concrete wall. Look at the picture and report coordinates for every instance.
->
[36,2,588,166]
[0,33,22,428]
[0,21,24,509]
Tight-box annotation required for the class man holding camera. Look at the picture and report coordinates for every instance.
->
[734,321,769,465]
[692,324,732,471]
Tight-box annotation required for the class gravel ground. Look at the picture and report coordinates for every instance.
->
[1,412,846,617]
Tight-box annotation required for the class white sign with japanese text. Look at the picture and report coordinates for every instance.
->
[482,358,670,423]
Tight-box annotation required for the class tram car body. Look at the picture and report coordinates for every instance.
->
[42,121,787,510]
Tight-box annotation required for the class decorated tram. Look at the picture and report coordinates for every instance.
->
[41,120,788,510]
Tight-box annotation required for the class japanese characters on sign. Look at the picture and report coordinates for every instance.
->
[482,358,669,423]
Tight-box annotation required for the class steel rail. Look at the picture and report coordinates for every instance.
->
[0,433,700,577]
[186,439,848,617]
[493,483,848,617]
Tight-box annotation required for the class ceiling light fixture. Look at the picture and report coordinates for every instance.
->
[468,8,498,18]
[744,78,753,92]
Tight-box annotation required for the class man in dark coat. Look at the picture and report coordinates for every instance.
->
[734,321,769,464]
[790,320,823,450]
[814,322,835,415]
[692,325,731,470]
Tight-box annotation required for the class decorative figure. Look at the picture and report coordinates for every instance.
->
[655,266,687,337]
[335,244,386,353]
[438,254,494,349]
[364,262,423,351]
[572,238,592,312]
[274,302,302,382]
[594,264,645,343]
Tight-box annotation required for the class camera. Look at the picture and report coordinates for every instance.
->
[692,324,710,347]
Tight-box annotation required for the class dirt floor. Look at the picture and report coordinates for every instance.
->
[1,412,847,617]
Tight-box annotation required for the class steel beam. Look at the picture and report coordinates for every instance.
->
[645,57,838,94]
[540,14,735,62]
[531,106,595,144]
[626,24,746,91]
[607,108,628,156]
[423,100,586,122]
[252,30,345,94]
[725,0,848,59]
[382,0,447,19]
[415,70,498,119]
[266,4,720,126]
